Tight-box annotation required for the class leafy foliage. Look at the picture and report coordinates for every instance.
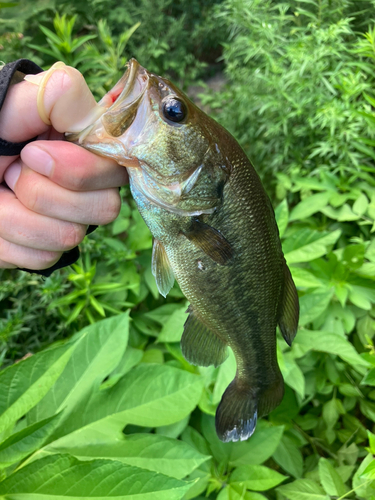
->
[0,0,375,498]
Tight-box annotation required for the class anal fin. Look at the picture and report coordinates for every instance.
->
[181,307,228,367]
[152,239,175,298]
[278,261,299,346]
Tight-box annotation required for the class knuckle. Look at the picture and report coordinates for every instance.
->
[38,250,62,269]
[98,189,121,225]
[68,169,88,191]
[24,177,43,212]
[58,223,86,250]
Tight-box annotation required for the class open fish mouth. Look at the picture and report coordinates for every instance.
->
[65,59,149,166]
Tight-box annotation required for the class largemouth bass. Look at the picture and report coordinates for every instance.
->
[66,59,299,442]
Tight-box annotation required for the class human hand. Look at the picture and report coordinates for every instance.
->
[0,64,128,270]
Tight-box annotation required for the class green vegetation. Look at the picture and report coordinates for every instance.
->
[0,0,375,498]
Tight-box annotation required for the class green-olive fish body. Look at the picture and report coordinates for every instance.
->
[66,60,299,442]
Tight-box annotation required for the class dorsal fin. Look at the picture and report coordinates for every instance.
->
[278,261,299,346]
[151,239,175,298]
[181,306,228,367]
[182,219,233,265]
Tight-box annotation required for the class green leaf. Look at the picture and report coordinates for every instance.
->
[0,454,191,499]
[273,435,303,478]
[281,353,305,399]
[299,288,333,326]
[290,267,323,288]
[158,307,188,343]
[318,457,347,496]
[28,313,130,425]
[283,229,341,264]
[229,424,284,467]
[289,192,331,221]
[144,304,185,325]
[353,193,369,215]
[218,487,267,500]
[0,413,61,468]
[321,204,361,222]
[295,329,370,371]
[230,464,287,491]
[275,199,289,238]
[0,344,74,434]
[361,368,375,386]
[352,453,375,499]
[212,349,236,404]
[53,364,203,439]
[277,479,329,500]
[45,433,209,479]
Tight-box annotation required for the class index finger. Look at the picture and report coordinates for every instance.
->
[0,65,98,142]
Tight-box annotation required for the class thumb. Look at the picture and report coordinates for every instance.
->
[0,63,101,143]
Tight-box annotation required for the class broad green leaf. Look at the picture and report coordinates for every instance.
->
[230,464,287,491]
[353,193,369,216]
[158,307,187,343]
[362,457,375,479]
[218,486,267,500]
[318,457,347,496]
[28,312,129,425]
[281,353,305,399]
[289,267,323,288]
[277,479,329,500]
[0,344,74,434]
[299,288,333,326]
[352,453,375,499]
[289,192,331,221]
[229,424,284,467]
[349,284,375,310]
[321,204,360,221]
[212,349,236,404]
[156,415,190,439]
[45,433,209,479]
[368,430,375,455]
[144,304,185,325]
[273,435,303,478]
[362,368,375,386]
[295,329,370,371]
[0,413,61,468]
[53,364,203,440]
[283,229,341,264]
[0,454,191,499]
[275,199,289,238]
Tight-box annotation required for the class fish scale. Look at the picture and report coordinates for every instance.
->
[66,59,299,442]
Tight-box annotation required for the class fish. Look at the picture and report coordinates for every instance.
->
[66,59,299,442]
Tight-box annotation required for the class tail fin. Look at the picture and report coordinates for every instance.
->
[215,375,284,443]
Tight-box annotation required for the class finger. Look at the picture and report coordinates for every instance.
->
[0,65,98,142]
[21,140,128,191]
[4,160,121,225]
[0,185,87,251]
[0,236,61,270]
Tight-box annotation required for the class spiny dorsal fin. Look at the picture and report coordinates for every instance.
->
[278,261,299,346]
[181,306,228,367]
[182,219,233,265]
[152,239,175,298]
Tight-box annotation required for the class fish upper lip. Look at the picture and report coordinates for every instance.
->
[65,59,149,148]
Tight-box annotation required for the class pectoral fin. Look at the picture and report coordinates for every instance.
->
[278,262,299,346]
[182,219,233,265]
[152,239,175,298]
[181,306,228,367]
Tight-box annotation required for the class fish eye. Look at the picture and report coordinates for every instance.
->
[162,96,187,123]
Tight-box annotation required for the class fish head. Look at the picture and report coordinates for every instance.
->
[66,59,232,216]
